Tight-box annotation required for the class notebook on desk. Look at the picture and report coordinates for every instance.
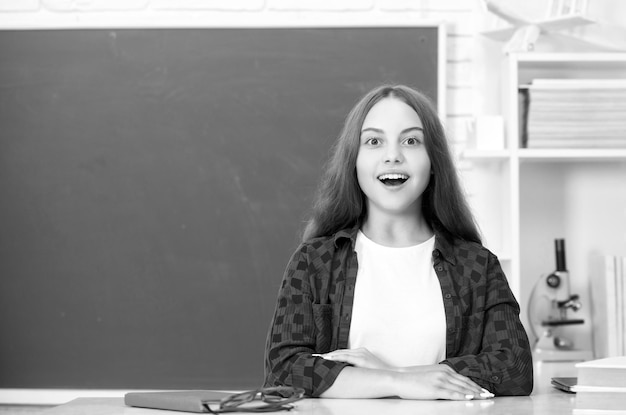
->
[125,390,233,413]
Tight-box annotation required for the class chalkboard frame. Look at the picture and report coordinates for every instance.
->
[0,23,446,403]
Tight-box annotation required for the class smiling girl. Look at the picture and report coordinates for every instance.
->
[264,85,533,400]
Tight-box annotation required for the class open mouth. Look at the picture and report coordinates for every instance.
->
[378,173,409,187]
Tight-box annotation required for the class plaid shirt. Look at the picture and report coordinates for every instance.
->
[264,226,533,397]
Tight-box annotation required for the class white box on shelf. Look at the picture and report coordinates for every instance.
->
[475,115,505,150]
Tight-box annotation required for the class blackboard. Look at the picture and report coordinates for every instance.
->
[0,27,441,389]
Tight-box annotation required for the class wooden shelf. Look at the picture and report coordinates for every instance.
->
[514,52,626,63]
[518,148,626,162]
[462,149,510,161]
[464,148,626,162]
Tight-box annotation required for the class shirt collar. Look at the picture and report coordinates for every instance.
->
[332,224,359,248]
[332,224,457,265]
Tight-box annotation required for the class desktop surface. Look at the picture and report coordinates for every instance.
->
[44,392,576,415]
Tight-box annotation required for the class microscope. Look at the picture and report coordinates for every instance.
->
[529,239,592,361]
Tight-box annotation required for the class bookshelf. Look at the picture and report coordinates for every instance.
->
[463,53,626,353]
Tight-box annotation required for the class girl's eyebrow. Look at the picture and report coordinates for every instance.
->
[361,126,424,134]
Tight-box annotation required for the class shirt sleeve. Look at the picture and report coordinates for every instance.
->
[441,252,534,396]
[263,244,350,397]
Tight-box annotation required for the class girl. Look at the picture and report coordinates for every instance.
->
[264,85,533,400]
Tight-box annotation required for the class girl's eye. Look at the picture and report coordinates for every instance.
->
[404,137,421,145]
[365,137,382,146]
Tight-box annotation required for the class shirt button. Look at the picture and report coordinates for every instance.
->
[491,375,499,382]
[433,250,440,258]
[436,266,443,272]
[444,293,452,299]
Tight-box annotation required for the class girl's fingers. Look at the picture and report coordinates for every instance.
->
[446,377,494,400]
[312,351,351,362]
[439,367,482,390]
[449,373,481,389]
[430,370,488,399]
[314,349,360,361]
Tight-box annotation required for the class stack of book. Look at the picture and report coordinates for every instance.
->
[573,356,626,414]
[591,255,626,358]
[519,79,626,149]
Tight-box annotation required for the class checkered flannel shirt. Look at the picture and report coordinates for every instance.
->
[264,225,533,397]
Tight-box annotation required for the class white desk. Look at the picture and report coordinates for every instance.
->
[43,391,576,415]
[35,360,581,414]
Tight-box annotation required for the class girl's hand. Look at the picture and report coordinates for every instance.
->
[395,364,492,400]
[314,348,392,370]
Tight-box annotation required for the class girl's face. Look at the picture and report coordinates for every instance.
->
[356,97,432,219]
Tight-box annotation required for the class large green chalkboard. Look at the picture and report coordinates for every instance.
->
[0,27,441,389]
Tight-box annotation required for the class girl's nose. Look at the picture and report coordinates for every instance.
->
[384,145,403,164]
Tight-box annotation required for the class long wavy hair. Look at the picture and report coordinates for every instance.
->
[302,84,481,244]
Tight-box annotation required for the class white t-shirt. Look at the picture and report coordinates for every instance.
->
[348,230,447,368]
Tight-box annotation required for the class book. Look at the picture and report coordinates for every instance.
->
[619,256,626,356]
[574,358,626,413]
[576,357,626,388]
[591,255,625,358]
[529,78,626,89]
[618,258,625,356]
[575,387,626,411]
[125,390,232,413]
[519,79,626,149]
